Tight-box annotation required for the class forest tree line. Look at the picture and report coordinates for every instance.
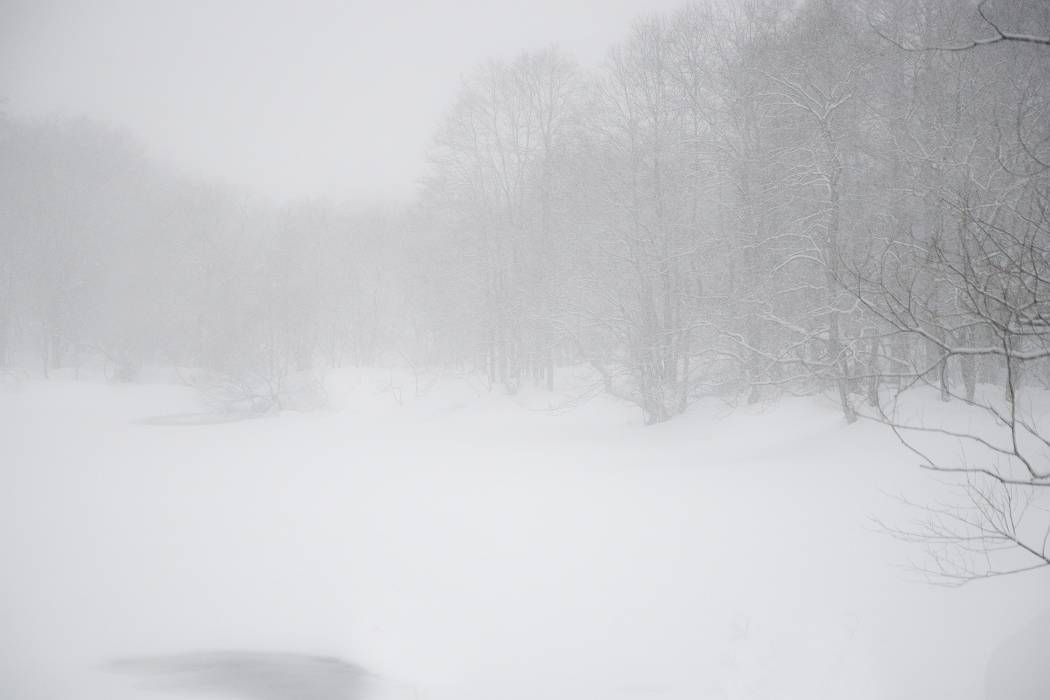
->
[1,0,1048,429]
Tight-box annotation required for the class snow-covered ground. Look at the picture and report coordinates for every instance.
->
[2,370,1048,699]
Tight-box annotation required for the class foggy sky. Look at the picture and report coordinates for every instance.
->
[1,0,685,204]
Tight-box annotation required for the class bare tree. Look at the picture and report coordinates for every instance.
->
[871,0,1050,51]
[857,193,1050,582]
[840,0,1050,583]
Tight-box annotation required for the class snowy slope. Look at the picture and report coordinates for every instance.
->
[2,371,1048,700]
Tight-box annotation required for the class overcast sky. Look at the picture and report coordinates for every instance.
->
[1,0,686,204]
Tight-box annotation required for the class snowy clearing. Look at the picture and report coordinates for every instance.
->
[3,372,1048,700]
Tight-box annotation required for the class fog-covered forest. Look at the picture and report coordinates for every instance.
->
[3,1,1050,699]
[4,0,1049,418]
